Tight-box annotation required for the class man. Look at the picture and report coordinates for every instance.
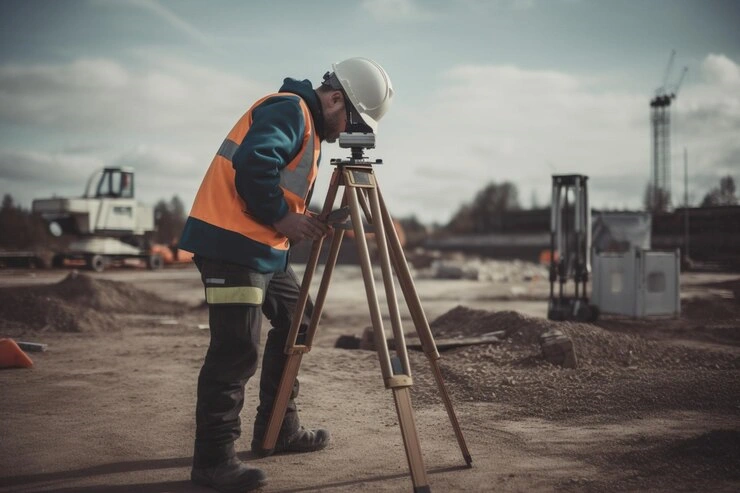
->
[179,57,393,493]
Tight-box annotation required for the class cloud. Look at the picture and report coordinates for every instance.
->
[337,54,740,222]
[0,149,104,187]
[672,53,740,201]
[361,0,540,22]
[95,0,217,50]
[700,54,740,86]
[511,0,536,10]
[0,149,109,209]
[109,144,204,204]
[0,57,269,136]
[458,0,546,13]
[367,64,647,219]
[676,54,740,135]
[0,146,201,212]
[0,55,270,210]
[1,53,738,224]
[360,0,437,22]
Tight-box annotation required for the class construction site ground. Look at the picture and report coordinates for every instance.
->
[0,262,738,493]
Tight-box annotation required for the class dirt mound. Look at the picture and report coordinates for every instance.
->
[429,305,740,370]
[0,272,186,332]
[411,305,740,419]
[430,305,551,343]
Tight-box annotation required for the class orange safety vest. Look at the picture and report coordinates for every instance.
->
[184,93,320,269]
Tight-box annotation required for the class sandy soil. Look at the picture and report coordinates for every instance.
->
[0,262,739,493]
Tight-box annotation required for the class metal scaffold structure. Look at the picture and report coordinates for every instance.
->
[649,50,688,213]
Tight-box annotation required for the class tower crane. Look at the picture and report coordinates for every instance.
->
[649,51,688,213]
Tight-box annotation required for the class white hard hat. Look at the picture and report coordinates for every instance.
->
[330,57,393,133]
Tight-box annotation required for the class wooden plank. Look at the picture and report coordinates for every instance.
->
[17,342,48,352]
[400,332,503,351]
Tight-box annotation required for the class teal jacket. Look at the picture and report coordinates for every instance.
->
[178,78,324,272]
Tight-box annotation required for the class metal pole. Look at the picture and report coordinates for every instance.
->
[684,147,690,262]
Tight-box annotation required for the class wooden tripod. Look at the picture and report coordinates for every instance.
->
[261,153,472,492]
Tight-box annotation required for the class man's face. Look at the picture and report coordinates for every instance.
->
[323,91,347,143]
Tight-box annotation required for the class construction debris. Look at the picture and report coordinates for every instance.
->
[335,329,504,352]
[407,304,740,422]
[334,334,361,350]
[539,329,577,368]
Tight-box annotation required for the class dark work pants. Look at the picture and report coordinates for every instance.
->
[192,256,312,468]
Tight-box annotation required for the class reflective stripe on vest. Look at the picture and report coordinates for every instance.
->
[279,131,314,200]
[217,138,239,161]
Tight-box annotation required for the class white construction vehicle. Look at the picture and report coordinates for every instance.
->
[32,167,164,272]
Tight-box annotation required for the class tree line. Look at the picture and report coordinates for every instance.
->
[0,175,736,250]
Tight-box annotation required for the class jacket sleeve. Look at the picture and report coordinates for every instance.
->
[232,96,306,225]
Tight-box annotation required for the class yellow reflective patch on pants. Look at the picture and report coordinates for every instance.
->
[205,286,264,305]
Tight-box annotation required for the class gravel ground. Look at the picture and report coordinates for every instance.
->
[1,268,739,492]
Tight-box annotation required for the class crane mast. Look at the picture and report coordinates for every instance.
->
[649,51,688,213]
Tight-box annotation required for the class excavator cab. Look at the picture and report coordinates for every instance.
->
[31,167,159,272]
[86,168,135,199]
[33,167,153,237]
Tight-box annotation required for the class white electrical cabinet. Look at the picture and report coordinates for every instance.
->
[592,248,681,318]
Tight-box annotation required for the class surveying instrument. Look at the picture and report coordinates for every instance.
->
[261,121,472,492]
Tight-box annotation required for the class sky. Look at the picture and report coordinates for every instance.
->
[0,0,738,225]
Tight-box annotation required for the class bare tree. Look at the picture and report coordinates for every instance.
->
[701,175,738,207]
[0,194,50,249]
[446,182,521,234]
[154,195,187,244]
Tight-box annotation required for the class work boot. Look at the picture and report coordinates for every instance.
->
[191,457,267,493]
[251,423,331,457]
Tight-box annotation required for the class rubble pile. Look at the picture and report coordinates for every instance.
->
[429,305,740,370]
[0,272,186,333]
[410,304,740,419]
[430,305,551,343]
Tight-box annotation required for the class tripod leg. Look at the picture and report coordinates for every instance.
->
[305,221,346,343]
[346,185,431,492]
[378,188,473,467]
[366,187,410,373]
[261,171,341,453]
